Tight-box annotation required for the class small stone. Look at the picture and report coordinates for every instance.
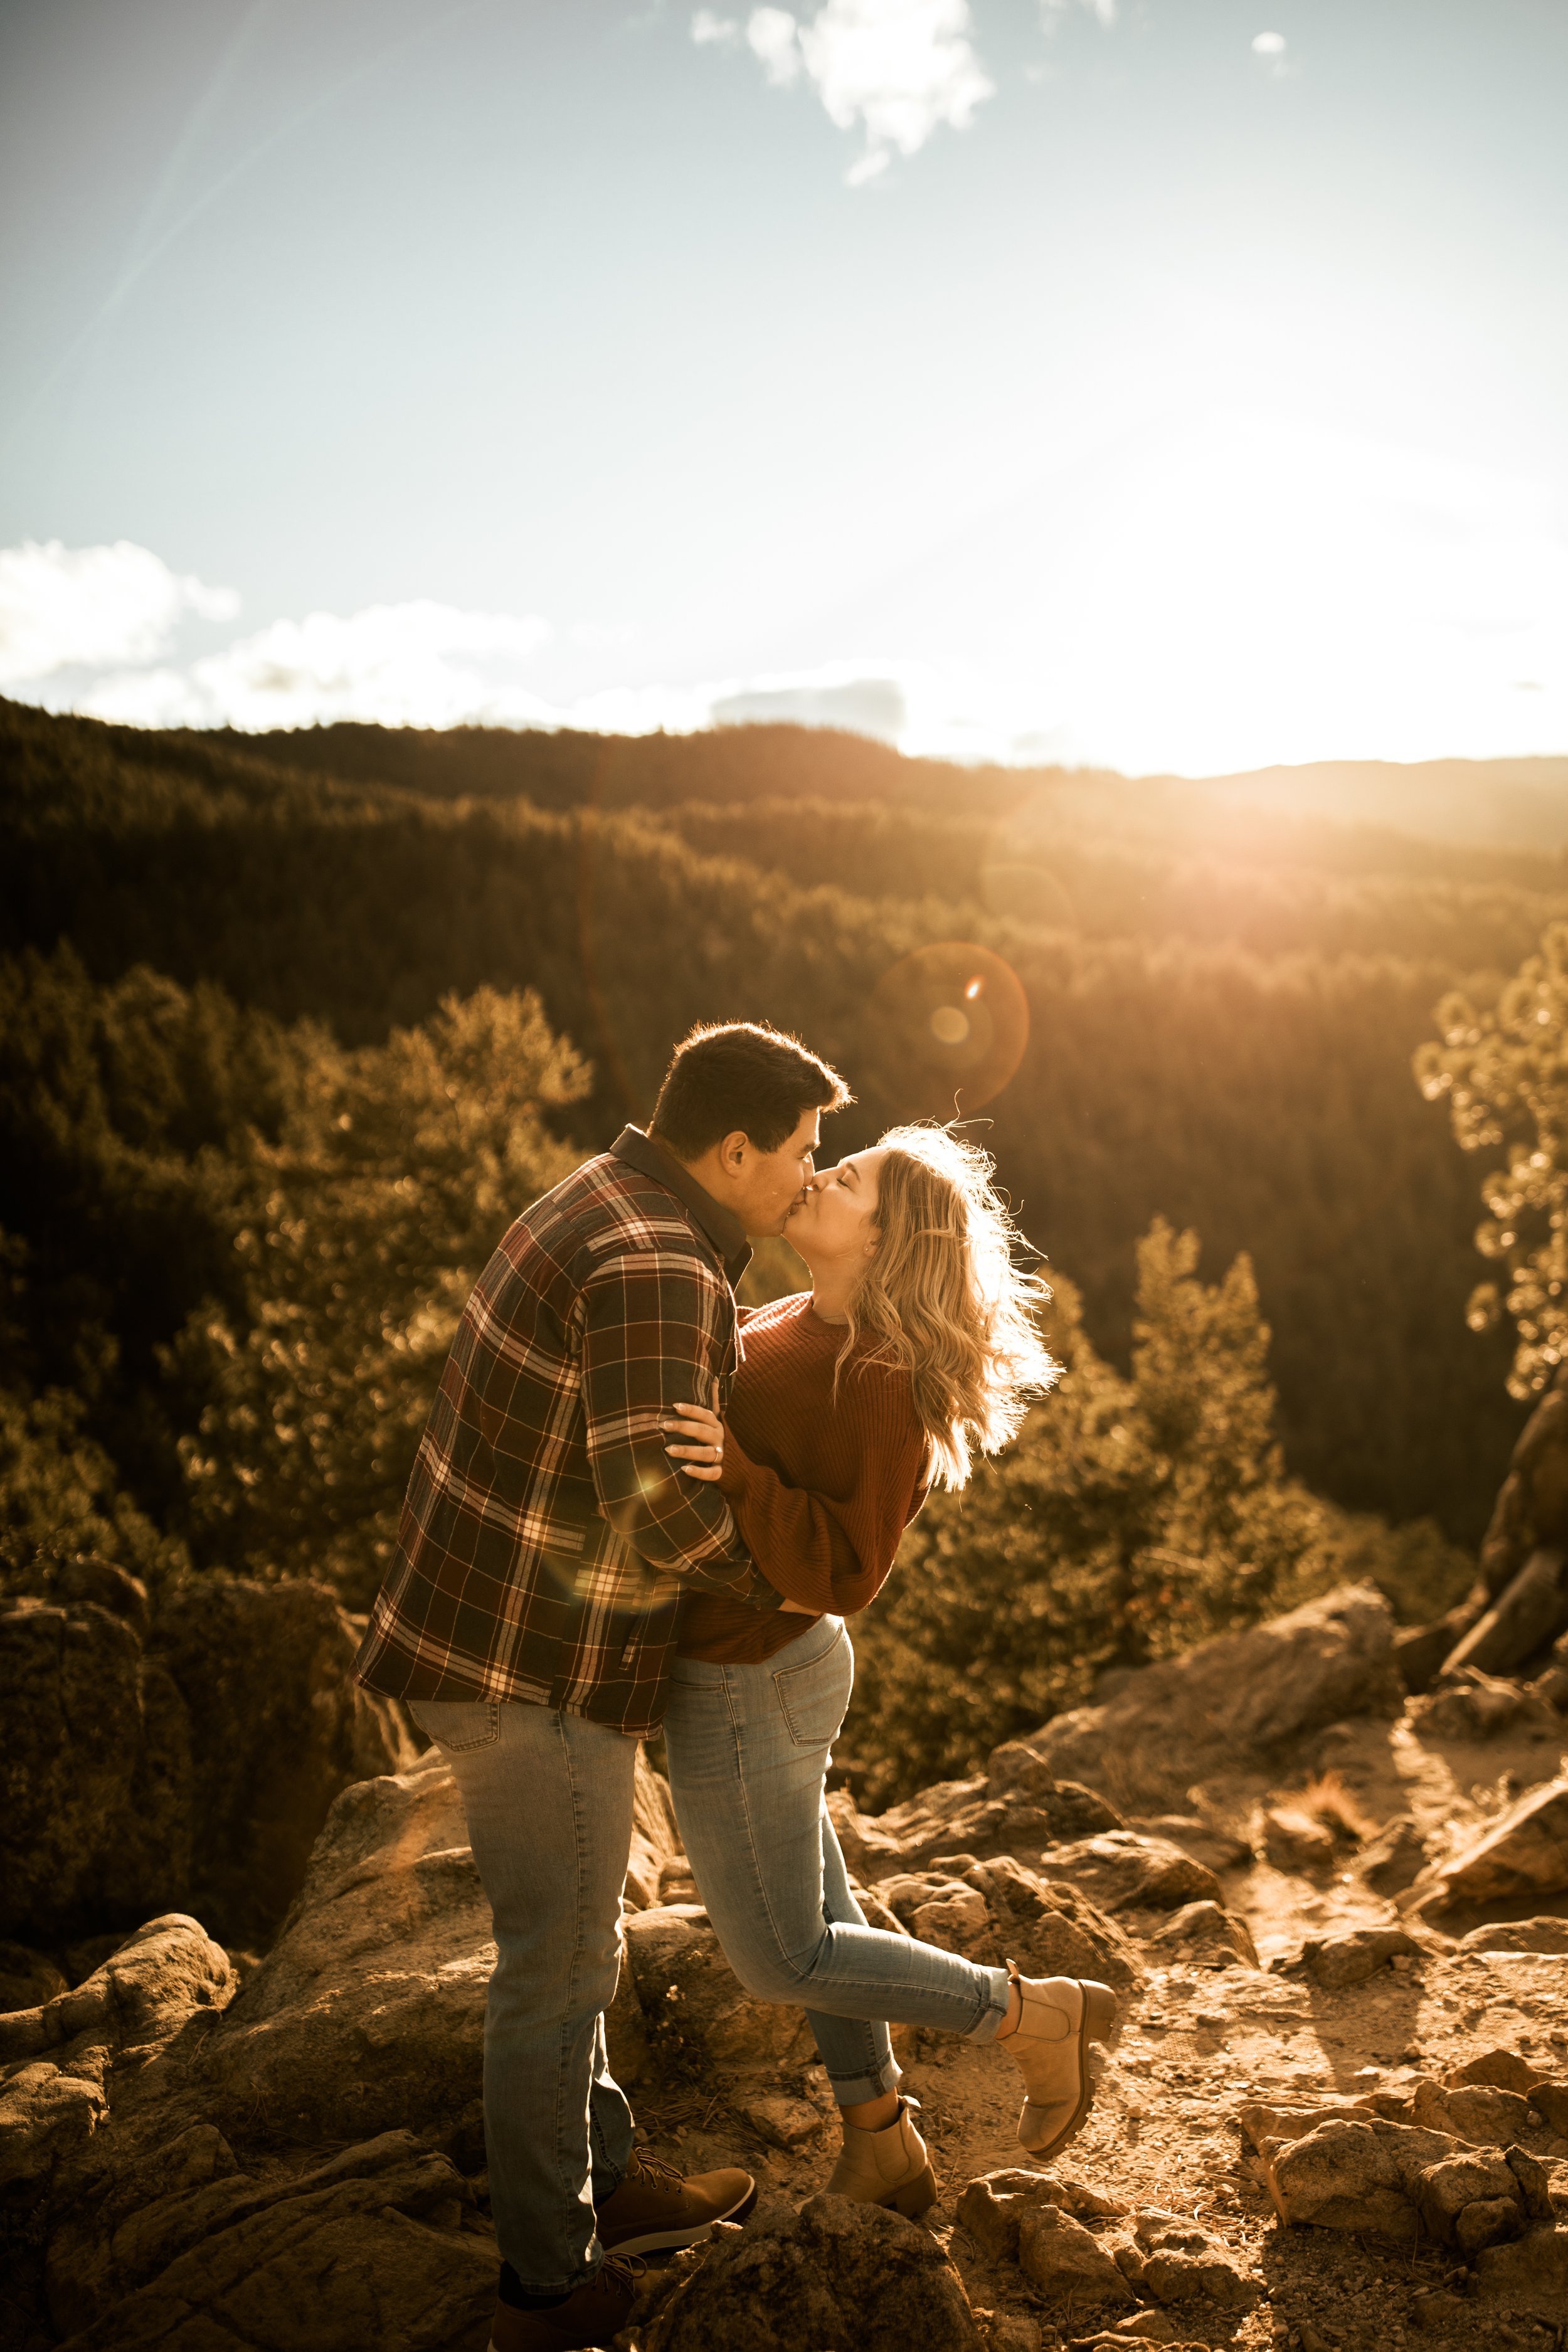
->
[1473,2223,1568,2301]
[1527,2079,1568,2132]
[1411,2078,1538,2146]
[986,2318,1042,2352]
[1457,1917,1568,1956]
[1293,1926,1422,1988]
[741,2093,824,2149]
[1409,2296,1468,2337]
[1454,2195,1524,2255]
[1426,1777,1568,1908]
[1147,1899,1260,1968]
[1016,2205,1135,2303]
[1446,2048,1545,2096]
[1036,1831,1224,1915]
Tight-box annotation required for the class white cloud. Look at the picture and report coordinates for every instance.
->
[746,7,803,85]
[1251,31,1286,55]
[690,10,740,46]
[0,539,238,686]
[77,599,553,732]
[728,1,993,183]
[41,583,944,753]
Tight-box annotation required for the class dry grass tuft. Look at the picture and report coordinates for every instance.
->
[1282,1770,1379,1843]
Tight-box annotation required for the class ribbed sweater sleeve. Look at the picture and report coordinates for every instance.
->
[676,1293,933,1664]
[714,1373,928,1618]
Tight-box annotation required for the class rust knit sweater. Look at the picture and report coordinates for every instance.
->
[677,1291,930,1665]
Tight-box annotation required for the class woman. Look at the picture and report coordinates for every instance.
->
[659,1123,1117,2218]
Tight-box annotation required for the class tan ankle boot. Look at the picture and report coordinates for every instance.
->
[824,2097,939,2217]
[999,1961,1117,2160]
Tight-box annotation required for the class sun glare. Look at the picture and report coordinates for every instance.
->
[881,410,1568,776]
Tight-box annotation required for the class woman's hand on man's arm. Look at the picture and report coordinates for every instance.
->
[662,1399,726,1481]
[662,1402,816,1612]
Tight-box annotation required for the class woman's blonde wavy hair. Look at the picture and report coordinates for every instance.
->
[835,1122,1057,1490]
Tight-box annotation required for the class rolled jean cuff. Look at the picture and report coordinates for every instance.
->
[825,2051,903,2105]
[963,1964,1013,2046]
[507,2257,603,2300]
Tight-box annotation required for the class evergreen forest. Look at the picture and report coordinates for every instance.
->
[7,693,1568,1799]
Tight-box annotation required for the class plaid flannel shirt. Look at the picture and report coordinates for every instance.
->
[354,1127,781,1735]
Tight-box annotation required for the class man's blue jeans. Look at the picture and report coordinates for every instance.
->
[662,1617,1010,2104]
[408,1697,637,2295]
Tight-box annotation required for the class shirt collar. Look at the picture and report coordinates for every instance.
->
[610,1126,753,1289]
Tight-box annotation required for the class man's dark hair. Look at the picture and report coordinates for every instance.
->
[650,1022,852,1160]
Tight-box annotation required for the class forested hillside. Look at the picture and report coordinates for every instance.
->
[4,696,1549,1550]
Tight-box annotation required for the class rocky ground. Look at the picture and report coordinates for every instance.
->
[5,1580,1568,2352]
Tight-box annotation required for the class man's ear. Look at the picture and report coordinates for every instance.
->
[716,1129,751,1174]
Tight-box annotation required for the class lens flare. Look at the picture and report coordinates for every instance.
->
[869,941,1029,1113]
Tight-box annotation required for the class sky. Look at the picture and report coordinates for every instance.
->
[0,0,1565,775]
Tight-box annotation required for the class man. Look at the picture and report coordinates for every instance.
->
[356,1019,852,2352]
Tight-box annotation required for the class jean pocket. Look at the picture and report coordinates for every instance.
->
[408,1698,501,1751]
[772,1626,852,1750]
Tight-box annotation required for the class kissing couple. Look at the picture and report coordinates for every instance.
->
[355,1019,1118,2352]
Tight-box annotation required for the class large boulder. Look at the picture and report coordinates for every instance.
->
[191,1748,493,2153]
[871,1854,1142,1992]
[829,1751,1123,1882]
[624,2193,984,2351]
[1263,2115,1540,2252]
[186,1739,667,2153]
[151,1574,417,1941]
[1025,1586,1403,1803]
[46,2130,496,2348]
[623,1905,818,2078]
[0,1574,416,1952]
[1035,1832,1224,1915]
[1409,2078,1539,2146]
[0,1916,236,2194]
[0,1598,191,1944]
[0,1769,516,2346]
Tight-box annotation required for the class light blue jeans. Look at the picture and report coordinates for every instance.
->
[662,1617,1010,2104]
[408,1697,637,2296]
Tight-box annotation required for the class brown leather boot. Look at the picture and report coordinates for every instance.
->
[999,1962,1118,2159]
[487,2254,641,2352]
[824,2096,939,2217]
[596,2148,756,2255]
